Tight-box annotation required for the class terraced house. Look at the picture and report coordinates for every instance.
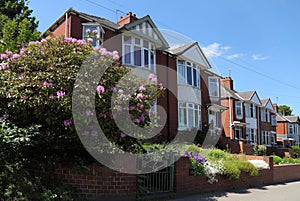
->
[220,77,277,149]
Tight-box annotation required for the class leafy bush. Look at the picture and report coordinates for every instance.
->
[272,155,282,165]
[292,146,300,156]
[223,160,241,180]
[279,157,300,165]
[206,149,227,160]
[235,160,259,176]
[0,36,165,199]
[253,145,267,156]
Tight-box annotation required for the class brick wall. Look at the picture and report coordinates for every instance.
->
[55,165,136,201]
[273,164,300,183]
[174,157,273,196]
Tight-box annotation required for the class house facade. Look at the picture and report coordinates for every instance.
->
[220,77,277,147]
[274,104,300,147]
[43,9,179,141]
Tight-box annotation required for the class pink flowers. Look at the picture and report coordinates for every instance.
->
[12,54,20,59]
[64,119,72,127]
[92,30,98,34]
[87,38,94,43]
[139,85,146,91]
[148,74,157,83]
[136,93,144,99]
[112,51,120,60]
[57,91,66,98]
[43,81,53,87]
[85,29,91,33]
[23,95,28,100]
[97,85,105,93]
[1,54,7,60]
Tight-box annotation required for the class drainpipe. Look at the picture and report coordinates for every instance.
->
[166,52,171,142]
[229,96,233,139]
[65,12,69,37]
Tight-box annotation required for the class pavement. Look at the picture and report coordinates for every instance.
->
[171,181,300,201]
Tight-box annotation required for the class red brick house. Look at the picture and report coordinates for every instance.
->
[42,8,178,141]
[274,104,300,147]
[220,77,277,147]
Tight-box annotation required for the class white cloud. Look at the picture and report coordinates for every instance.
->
[252,54,269,61]
[225,53,245,60]
[202,42,231,57]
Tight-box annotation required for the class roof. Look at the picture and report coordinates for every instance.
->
[285,116,300,123]
[77,11,120,30]
[236,91,256,100]
[276,113,289,122]
[42,8,120,37]
[168,42,197,55]
[220,85,241,100]
[260,98,269,107]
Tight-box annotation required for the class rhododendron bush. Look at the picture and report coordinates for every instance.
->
[0,36,164,163]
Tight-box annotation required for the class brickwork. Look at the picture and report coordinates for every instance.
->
[55,165,136,201]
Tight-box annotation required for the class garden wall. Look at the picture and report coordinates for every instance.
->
[273,164,300,183]
[56,156,300,200]
[174,157,273,196]
[55,165,136,201]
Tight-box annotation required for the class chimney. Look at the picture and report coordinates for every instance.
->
[220,77,234,90]
[117,12,138,26]
[273,104,278,113]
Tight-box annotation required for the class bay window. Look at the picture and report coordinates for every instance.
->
[246,128,257,144]
[246,103,256,118]
[123,35,156,72]
[234,127,243,140]
[178,102,201,130]
[177,60,200,88]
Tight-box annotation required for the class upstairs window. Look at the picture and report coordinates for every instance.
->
[177,60,200,88]
[271,115,277,126]
[235,101,243,118]
[289,124,294,134]
[245,103,256,118]
[82,23,104,47]
[209,77,219,97]
[123,35,156,72]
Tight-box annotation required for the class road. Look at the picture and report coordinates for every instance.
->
[172,181,300,201]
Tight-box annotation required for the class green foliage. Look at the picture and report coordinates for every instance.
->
[206,149,227,160]
[253,145,267,156]
[291,146,300,155]
[279,157,300,165]
[0,0,40,52]
[272,155,283,165]
[235,159,259,176]
[0,36,165,199]
[222,160,241,180]
[278,105,293,116]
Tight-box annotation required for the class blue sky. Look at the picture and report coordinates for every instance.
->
[30,0,300,115]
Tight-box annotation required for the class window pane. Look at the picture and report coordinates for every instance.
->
[144,49,149,66]
[193,68,197,87]
[124,36,131,44]
[135,38,141,45]
[143,41,149,48]
[197,70,200,88]
[150,51,155,72]
[124,45,131,64]
[134,46,141,66]
[178,65,186,84]
[187,67,192,85]
[188,108,194,128]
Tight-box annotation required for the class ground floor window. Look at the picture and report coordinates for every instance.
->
[271,131,277,145]
[262,131,270,145]
[234,127,243,140]
[246,128,257,144]
[178,102,201,130]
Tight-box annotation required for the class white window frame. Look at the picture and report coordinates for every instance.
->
[262,131,270,145]
[246,103,256,118]
[208,77,219,97]
[82,23,104,47]
[235,101,243,119]
[246,128,257,144]
[177,60,200,89]
[289,124,294,134]
[271,115,277,126]
[234,126,243,140]
[122,35,156,72]
[178,102,202,130]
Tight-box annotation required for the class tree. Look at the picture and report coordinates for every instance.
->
[278,105,293,116]
[0,0,40,52]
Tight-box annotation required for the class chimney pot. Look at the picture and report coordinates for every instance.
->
[117,11,138,26]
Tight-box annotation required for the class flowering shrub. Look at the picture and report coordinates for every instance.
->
[0,36,165,199]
